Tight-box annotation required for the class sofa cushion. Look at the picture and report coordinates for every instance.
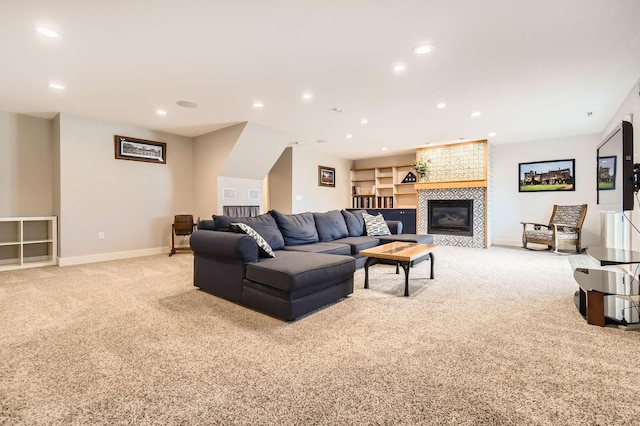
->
[270,210,319,246]
[283,242,351,256]
[363,212,391,236]
[332,236,380,255]
[213,213,285,250]
[342,209,367,237]
[232,223,276,258]
[377,234,434,244]
[313,210,349,242]
[245,251,355,293]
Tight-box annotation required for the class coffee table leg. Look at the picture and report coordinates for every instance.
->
[364,257,375,289]
[399,262,411,296]
[429,253,435,279]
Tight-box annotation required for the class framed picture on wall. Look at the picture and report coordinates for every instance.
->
[114,135,166,164]
[318,166,335,187]
[518,159,575,192]
[597,156,616,190]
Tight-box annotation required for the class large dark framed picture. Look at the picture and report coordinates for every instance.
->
[597,156,616,190]
[518,159,575,192]
[318,166,335,187]
[114,135,166,164]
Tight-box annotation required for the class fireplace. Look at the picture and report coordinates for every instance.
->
[428,199,473,236]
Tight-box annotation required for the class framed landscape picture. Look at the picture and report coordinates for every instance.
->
[518,159,575,192]
[597,155,616,190]
[318,166,335,187]
[114,135,166,164]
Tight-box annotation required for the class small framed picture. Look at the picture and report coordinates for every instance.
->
[318,166,335,187]
[598,156,616,190]
[114,135,166,164]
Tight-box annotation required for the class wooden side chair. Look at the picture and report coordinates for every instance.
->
[521,204,587,254]
[170,214,197,257]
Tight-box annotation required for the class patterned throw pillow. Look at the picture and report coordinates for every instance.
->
[232,223,276,258]
[362,213,391,236]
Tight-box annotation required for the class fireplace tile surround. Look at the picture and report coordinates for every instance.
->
[418,188,486,248]
[415,140,489,248]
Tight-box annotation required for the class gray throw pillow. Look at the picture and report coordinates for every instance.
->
[313,210,349,242]
[270,210,319,246]
[213,213,285,250]
[341,209,366,236]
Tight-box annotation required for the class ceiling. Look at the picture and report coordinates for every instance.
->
[1,0,640,160]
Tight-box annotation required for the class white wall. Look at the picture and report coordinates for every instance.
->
[193,123,246,220]
[56,114,193,263]
[0,112,53,216]
[217,176,265,215]
[268,147,293,213]
[290,145,352,213]
[492,134,600,247]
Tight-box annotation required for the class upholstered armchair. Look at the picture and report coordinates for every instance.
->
[521,204,587,254]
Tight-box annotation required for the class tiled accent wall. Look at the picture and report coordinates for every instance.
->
[418,188,486,248]
[417,141,486,182]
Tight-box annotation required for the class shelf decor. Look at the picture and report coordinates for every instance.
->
[413,159,430,182]
[114,135,166,164]
[402,171,417,183]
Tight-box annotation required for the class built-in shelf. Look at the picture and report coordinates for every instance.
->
[0,216,57,271]
[351,164,417,209]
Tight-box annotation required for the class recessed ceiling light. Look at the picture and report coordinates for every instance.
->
[382,147,389,151]
[469,111,482,117]
[488,132,497,137]
[48,82,64,90]
[393,64,406,72]
[37,27,59,38]
[346,134,353,139]
[156,109,167,116]
[330,107,343,113]
[360,118,368,125]
[413,44,433,55]
[252,102,264,108]
[302,93,312,100]
[316,139,328,144]
[176,100,197,108]
[437,102,446,109]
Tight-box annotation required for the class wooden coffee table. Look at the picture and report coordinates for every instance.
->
[360,242,437,296]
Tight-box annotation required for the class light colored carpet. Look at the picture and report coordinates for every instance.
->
[1,245,639,425]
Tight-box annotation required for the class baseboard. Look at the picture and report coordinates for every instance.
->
[491,240,523,247]
[58,246,171,267]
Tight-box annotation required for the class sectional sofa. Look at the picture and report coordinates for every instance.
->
[190,209,433,320]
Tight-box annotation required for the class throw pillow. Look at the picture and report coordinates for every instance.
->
[313,210,349,242]
[269,210,319,246]
[362,212,391,236]
[232,223,276,258]
[341,209,366,237]
[213,213,285,250]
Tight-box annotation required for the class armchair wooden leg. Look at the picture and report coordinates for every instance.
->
[169,224,176,257]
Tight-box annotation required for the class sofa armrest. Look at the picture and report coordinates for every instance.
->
[386,220,403,234]
[190,230,259,263]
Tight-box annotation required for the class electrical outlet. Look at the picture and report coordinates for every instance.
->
[98,232,105,240]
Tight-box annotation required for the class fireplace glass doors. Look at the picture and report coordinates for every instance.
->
[428,199,473,236]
